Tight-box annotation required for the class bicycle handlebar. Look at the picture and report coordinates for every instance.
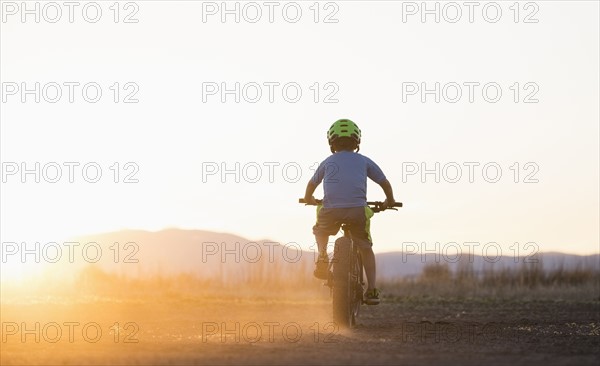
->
[298,198,402,212]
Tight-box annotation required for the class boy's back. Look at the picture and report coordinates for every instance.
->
[311,151,387,208]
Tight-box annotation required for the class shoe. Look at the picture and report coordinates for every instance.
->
[313,254,329,280]
[364,288,381,305]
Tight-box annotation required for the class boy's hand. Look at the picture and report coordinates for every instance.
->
[304,196,319,206]
[378,180,396,210]
[381,198,396,210]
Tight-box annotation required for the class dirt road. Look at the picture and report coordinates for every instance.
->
[1,295,598,365]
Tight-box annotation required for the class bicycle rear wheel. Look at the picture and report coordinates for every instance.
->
[332,236,356,327]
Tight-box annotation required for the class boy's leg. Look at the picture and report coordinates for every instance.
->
[315,235,329,257]
[313,206,341,255]
[313,235,330,279]
[359,246,377,291]
[312,207,340,279]
[356,239,381,305]
[347,206,380,303]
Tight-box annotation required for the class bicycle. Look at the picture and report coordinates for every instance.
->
[299,198,402,327]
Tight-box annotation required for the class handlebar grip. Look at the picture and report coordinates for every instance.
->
[366,201,403,208]
[299,198,322,205]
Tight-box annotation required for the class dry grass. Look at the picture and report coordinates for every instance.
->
[2,258,598,304]
[381,261,600,301]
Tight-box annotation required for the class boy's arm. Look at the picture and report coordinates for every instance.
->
[303,180,319,205]
[378,179,396,208]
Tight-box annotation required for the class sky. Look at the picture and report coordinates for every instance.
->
[1,0,599,265]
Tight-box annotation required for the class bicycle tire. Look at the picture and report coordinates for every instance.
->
[332,236,354,327]
[352,251,364,324]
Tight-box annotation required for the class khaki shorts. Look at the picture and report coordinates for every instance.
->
[312,205,375,248]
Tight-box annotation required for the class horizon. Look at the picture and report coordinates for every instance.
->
[68,226,600,257]
[2,225,598,286]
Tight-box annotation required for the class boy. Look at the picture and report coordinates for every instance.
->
[303,119,396,305]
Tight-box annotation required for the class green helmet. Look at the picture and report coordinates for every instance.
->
[327,119,361,145]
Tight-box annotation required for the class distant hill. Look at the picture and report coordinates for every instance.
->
[69,228,314,283]
[66,229,599,282]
